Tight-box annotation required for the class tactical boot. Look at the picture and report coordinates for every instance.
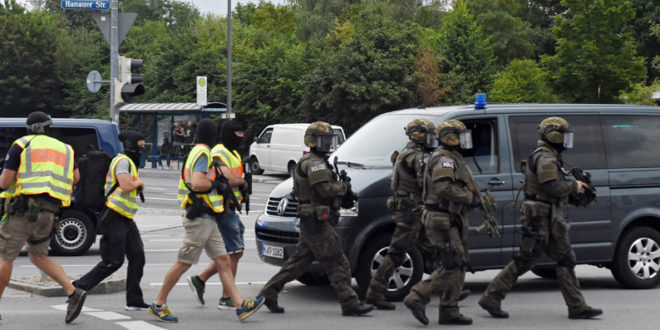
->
[365,297,395,310]
[459,289,471,302]
[404,300,429,325]
[264,298,285,313]
[342,302,374,316]
[569,306,603,319]
[478,299,509,319]
[439,314,473,325]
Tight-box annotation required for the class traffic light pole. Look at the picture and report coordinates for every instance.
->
[110,0,119,125]
[226,0,232,119]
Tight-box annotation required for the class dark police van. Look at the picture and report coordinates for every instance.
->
[255,101,660,300]
[0,118,122,255]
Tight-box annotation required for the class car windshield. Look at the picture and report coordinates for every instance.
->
[331,113,437,168]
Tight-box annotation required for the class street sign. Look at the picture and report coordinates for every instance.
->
[86,70,102,93]
[197,76,208,106]
[92,12,137,47]
[61,1,110,10]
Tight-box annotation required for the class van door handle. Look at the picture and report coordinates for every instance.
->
[487,178,505,186]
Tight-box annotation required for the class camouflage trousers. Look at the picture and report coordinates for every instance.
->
[259,218,359,311]
[366,209,433,300]
[404,212,468,321]
[480,214,588,315]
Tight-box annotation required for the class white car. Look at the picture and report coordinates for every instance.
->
[248,123,346,176]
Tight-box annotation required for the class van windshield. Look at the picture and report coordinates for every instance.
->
[332,114,436,168]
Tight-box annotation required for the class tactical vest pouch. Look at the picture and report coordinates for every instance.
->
[314,205,331,221]
[9,195,27,217]
[298,203,314,220]
[520,200,550,218]
[423,210,452,231]
[26,197,40,223]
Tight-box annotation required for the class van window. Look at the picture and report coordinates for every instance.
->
[509,115,605,170]
[258,128,273,144]
[602,115,660,169]
[460,118,498,174]
[50,127,99,158]
[332,128,346,144]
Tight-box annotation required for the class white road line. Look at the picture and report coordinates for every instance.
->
[52,304,102,312]
[144,197,178,201]
[117,320,167,330]
[149,281,267,287]
[86,311,132,320]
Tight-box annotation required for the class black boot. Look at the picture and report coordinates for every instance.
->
[404,300,429,325]
[439,314,473,325]
[569,306,603,319]
[366,298,395,310]
[478,300,509,319]
[458,289,471,302]
[342,302,374,316]
[264,298,285,313]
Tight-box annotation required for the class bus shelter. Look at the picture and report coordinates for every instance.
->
[119,102,234,168]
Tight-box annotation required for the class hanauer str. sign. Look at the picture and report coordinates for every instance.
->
[60,1,110,10]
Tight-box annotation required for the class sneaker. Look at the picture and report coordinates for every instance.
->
[218,297,236,310]
[236,296,265,321]
[125,302,150,311]
[569,306,603,319]
[65,288,87,323]
[148,303,178,323]
[187,275,205,305]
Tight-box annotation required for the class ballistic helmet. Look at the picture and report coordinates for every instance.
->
[26,111,52,134]
[304,121,337,153]
[538,116,573,149]
[436,120,472,149]
[405,119,436,148]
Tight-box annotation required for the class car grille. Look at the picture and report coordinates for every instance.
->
[256,227,299,244]
[266,196,299,217]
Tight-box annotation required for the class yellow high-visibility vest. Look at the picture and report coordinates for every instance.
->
[14,135,75,207]
[211,144,244,204]
[105,154,139,219]
[177,144,224,213]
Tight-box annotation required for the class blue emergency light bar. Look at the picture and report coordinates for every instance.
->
[475,93,487,109]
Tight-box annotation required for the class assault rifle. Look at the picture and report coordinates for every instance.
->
[333,156,356,209]
[476,190,501,238]
[242,160,252,214]
[569,167,597,207]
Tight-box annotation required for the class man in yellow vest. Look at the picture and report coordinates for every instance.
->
[148,119,264,323]
[0,111,86,323]
[73,131,149,311]
[187,120,249,309]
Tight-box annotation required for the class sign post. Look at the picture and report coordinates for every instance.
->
[197,76,208,106]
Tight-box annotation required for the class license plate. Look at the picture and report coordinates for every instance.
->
[262,244,284,259]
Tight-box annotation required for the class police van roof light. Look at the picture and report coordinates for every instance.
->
[475,93,487,109]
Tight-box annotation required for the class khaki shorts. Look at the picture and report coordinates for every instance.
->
[177,216,227,264]
[0,211,54,261]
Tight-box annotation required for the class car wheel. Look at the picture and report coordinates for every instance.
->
[288,161,296,177]
[50,209,96,256]
[612,226,660,289]
[296,272,330,286]
[531,266,557,279]
[356,233,424,301]
[249,156,264,175]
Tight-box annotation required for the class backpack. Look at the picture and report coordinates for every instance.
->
[74,148,112,211]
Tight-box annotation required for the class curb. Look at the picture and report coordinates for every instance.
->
[8,274,126,297]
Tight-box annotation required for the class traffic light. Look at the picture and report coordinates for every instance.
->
[114,55,145,106]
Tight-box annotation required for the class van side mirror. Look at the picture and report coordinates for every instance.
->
[254,136,258,143]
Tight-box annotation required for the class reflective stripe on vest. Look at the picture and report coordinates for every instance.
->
[15,135,74,207]
[211,144,244,203]
[177,145,224,213]
[105,154,139,219]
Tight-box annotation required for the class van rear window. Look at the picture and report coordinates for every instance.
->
[602,115,660,169]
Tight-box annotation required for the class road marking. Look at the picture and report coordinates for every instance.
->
[117,320,167,330]
[144,197,178,201]
[86,311,132,320]
[52,304,102,312]
[148,239,182,242]
[149,281,267,287]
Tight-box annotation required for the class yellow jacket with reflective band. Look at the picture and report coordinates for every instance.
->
[105,154,139,219]
[14,135,75,207]
[177,144,224,213]
[211,144,244,204]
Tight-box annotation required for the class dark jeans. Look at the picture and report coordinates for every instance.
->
[73,209,146,306]
[157,154,171,167]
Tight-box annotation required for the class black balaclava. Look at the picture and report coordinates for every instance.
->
[26,111,52,135]
[119,130,145,166]
[195,119,217,147]
[220,120,244,151]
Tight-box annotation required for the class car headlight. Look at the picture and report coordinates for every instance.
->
[339,200,359,217]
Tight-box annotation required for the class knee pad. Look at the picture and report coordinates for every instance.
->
[557,250,576,270]
[512,254,535,276]
[440,245,462,270]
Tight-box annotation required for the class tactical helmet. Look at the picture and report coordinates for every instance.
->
[405,119,436,147]
[305,121,337,153]
[436,120,472,149]
[538,116,573,148]
[26,111,52,134]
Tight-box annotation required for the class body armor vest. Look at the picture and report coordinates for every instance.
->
[391,142,427,199]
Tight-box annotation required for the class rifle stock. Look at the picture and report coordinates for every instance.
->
[476,190,501,238]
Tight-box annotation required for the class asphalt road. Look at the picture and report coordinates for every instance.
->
[3,170,660,329]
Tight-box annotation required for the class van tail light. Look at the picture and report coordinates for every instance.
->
[303,151,309,155]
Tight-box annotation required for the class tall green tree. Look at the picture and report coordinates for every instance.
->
[542,0,645,103]
[489,59,559,103]
[631,0,660,83]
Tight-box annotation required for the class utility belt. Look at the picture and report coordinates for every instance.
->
[520,200,551,218]
[298,202,338,225]
[9,194,60,223]
[185,194,215,219]
[386,195,421,212]
[424,204,450,213]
